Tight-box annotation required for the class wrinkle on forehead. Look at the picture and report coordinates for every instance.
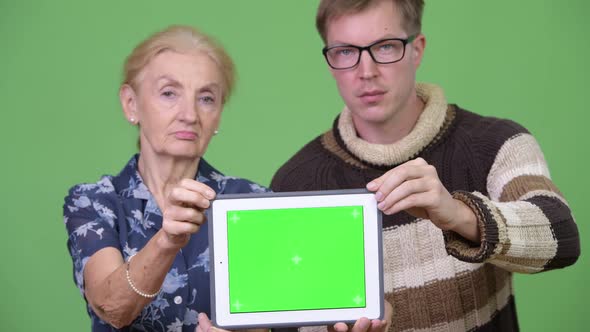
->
[136,50,223,93]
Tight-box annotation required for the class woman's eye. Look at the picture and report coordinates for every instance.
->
[162,90,176,98]
[200,96,215,104]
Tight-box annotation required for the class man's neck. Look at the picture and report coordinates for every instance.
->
[353,93,425,145]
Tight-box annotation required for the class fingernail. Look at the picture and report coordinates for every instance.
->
[375,192,383,201]
[207,191,215,199]
[378,202,385,210]
[367,181,377,190]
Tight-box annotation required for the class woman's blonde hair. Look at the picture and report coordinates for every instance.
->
[122,25,235,103]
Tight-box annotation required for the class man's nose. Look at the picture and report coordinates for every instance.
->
[357,49,378,80]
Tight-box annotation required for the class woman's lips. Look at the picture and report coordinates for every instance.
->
[174,131,198,140]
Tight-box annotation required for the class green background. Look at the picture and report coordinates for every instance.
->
[0,0,587,330]
[227,207,366,313]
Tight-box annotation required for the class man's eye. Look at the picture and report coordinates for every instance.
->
[162,91,176,98]
[375,42,400,54]
[380,44,394,51]
[337,48,355,56]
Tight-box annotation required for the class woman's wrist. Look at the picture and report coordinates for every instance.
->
[154,230,187,254]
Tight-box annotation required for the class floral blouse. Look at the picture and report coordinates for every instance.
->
[63,155,268,331]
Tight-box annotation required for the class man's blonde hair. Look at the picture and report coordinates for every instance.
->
[316,0,424,44]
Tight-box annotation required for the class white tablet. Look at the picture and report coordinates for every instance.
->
[208,189,383,329]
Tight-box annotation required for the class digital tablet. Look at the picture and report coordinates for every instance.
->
[208,189,383,329]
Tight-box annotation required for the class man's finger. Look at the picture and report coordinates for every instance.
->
[376,178,429,212]
[367,161,430,198]
[369,319,385,332]
[330,322,350,332]
[350,317,371,332]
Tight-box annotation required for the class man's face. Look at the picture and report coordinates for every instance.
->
[325,0,424,127]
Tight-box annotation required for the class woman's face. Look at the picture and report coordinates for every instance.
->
[124,50,224,160]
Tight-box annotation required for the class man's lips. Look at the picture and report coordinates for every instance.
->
[359,90,386,104]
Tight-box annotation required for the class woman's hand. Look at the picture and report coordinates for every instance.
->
[196,313,229,332]
[195,313,268,332]
[160,178,216,250]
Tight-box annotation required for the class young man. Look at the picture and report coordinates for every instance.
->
[270,0,580,331]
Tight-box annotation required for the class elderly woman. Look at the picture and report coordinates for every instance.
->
[63,25,267,331]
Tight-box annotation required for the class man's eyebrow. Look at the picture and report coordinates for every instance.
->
[329,35,399,47]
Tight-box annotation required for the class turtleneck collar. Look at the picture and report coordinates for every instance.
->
[336,83,449,166]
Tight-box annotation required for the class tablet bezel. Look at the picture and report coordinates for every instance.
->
[208,189,383,329]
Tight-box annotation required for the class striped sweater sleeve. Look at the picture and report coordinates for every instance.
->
[444,133,580,273]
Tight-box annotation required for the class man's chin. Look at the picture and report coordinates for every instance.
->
[351,106,390,123]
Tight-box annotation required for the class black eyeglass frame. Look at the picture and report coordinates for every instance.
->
[322,35,417,70]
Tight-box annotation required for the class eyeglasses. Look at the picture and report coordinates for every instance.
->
[322,36,416,70]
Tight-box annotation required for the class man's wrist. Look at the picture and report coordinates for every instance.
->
[449,199,480,244]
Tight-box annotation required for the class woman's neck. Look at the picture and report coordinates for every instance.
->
[137,151,200,208]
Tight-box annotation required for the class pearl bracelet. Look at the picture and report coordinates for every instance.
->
[125,254,161,298]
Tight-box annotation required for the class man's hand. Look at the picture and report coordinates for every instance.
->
[329,300,393,332]
[366,158,480,242]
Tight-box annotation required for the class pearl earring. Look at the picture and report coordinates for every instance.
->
[214,130,219,135]
[130,117,136,124]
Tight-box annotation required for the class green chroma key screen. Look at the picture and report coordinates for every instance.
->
[226,206,366,313]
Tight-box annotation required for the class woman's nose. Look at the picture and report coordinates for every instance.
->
[179,97,199,123]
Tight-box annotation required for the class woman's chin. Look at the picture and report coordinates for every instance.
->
[160,147,202,160]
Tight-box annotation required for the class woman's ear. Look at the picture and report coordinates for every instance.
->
[120,84,138,124]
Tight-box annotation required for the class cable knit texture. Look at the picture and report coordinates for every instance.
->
[338,83,448,165]
[271,83,579,332]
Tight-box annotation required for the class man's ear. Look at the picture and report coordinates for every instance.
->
[412,33,426,68]
[120,84,138,123]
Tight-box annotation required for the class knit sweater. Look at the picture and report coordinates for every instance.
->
[270,83,580,332]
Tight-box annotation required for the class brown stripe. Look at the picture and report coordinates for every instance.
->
[494,251,551,272]
[320,130,367,169]
[385,265,512,331]
[446,192,512,262]
[526,195,580,270]
[499,174,563,202]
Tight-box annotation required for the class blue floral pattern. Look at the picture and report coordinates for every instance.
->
[64,155,268,331]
